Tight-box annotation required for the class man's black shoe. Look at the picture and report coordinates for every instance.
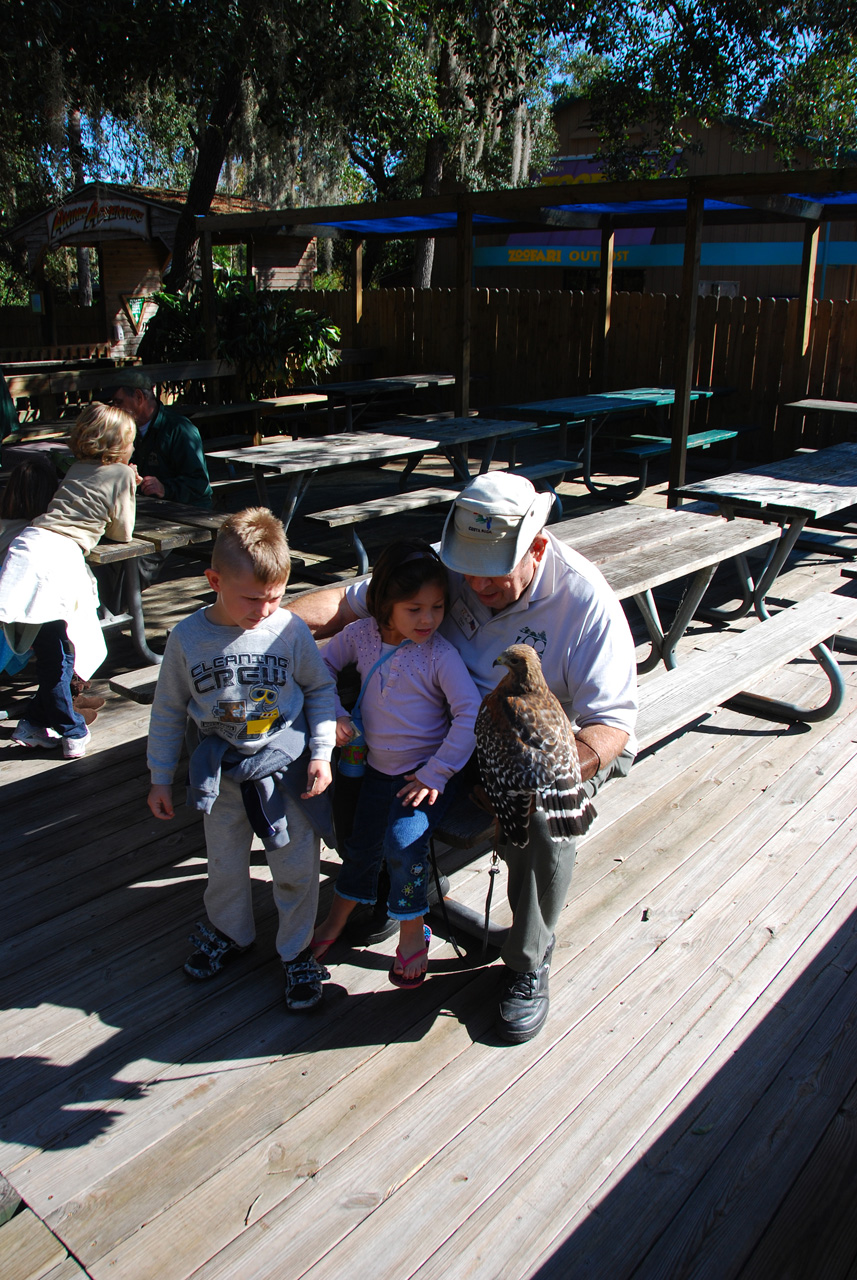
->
[495,935,555,1044]
[344,907,398,947]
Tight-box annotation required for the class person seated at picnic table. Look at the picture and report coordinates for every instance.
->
[0,403,139,758]
[290,471,639,1043]
[108,369,213,510]
[94,370,213,610]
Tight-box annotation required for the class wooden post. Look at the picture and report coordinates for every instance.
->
[200,231,217,361]
[668,188,704,505]
[595,224,615,391]
[352,239,363,347]
[455,201,473,417]
[793,220,820,402]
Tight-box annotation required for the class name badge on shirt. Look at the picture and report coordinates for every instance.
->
[450,597,479,639]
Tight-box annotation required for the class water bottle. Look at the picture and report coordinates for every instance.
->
[338,719,367,777]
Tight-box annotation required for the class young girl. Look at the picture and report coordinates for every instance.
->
[312,538,481,987]
[0,402,139,758]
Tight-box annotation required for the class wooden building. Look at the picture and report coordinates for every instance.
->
[472,103,857,300]
[4,184,317,358]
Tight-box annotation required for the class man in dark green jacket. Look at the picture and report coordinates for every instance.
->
[110,372,212,508]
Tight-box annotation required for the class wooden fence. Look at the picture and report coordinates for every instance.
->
[294,288,857,459]
[3,288,856,457]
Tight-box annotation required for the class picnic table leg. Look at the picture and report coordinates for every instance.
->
[581,414,638,499]
[349,531,370,576]
[278,470,317,529]
[702,516,806,623]
[122,559,163,667]
[398,453,426,491]
[253,465,271,507]
[476,437,498,475]
[750,517,807,620]
[633,563,718,673]
[444,445,472,482]
[726,641,847,723]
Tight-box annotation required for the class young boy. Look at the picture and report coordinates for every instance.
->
[146,508,337,1011]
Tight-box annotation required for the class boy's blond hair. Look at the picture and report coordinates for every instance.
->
[70,403,135,464]
[211,508,291,584]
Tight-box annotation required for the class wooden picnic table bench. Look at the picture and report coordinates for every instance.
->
[304,459,578,573]
[88,498,228,665]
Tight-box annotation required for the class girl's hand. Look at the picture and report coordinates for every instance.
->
[148,783,175,820]
[335,715,355,747]
[129,463,143,486]
[302,759,332,799]
[397,773,438,807]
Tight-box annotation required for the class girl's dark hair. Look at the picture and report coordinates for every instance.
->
[0,458,59,521]
[366,538,449,627]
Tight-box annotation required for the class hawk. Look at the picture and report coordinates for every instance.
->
[475,644,595,847]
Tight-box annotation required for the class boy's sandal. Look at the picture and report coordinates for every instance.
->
[184,921,251,980]
[389,925,431,989]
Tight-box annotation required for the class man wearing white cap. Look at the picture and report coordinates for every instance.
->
[293,472,638,1042]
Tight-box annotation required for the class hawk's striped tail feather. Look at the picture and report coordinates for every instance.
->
[543,786,596,841]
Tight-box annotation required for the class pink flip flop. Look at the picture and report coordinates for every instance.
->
[389,925,431,989]
[311,936,339,961]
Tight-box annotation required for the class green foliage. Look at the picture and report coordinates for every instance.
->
[558,0,857,176]
[216,279,341,394]
[137,275,340,396]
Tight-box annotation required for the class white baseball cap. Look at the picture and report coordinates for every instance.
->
[440,473,553,576]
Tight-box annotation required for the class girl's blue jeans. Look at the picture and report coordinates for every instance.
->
[335,765,461,921]
[23,620,88,739]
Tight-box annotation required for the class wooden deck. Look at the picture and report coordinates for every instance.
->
[3,469,857,1279]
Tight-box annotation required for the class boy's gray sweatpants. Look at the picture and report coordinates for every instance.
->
[201,772,320,963]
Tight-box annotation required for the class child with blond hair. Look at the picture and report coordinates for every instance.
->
[147,508,337,1011]
[0,402,138,757]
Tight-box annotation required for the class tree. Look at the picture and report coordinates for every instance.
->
[556,0,857,176]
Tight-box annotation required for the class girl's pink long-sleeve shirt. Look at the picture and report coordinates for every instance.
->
[321,617,481,793]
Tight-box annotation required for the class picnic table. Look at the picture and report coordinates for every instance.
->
[87,497,227,665]
[297,373,455,432]
[498,387,716,497]
[206,431,437,528]
[188,391,329,446]
[374,415,546,483]
[674,440,857,621]
[785,398,857,420]
[550,505,780,673]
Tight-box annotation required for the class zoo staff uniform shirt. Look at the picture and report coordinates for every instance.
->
[345,531,638,749]
[147,605,336,786]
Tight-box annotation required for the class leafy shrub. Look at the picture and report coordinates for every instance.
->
[138,273,340,397]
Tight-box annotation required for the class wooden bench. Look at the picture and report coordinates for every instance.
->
[610,426,756,496]
[303,459,579,574]
[303,486,458,574]
[506,459,581,517]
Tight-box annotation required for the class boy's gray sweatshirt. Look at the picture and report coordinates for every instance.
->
[147,605,337,786]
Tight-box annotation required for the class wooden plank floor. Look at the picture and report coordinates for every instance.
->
[3,465,857,1279]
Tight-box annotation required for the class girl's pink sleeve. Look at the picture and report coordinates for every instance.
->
[414,646,481,793]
